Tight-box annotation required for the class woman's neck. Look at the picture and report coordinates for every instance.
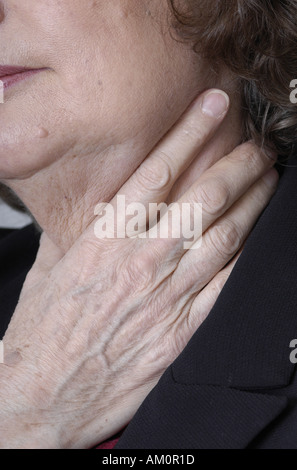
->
[4,102,242,254]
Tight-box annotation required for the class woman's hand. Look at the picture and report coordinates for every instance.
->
[0,90,278,449]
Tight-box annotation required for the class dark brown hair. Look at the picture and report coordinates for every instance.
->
[169,0,297,161]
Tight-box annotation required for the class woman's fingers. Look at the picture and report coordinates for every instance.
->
[147,142,277,258]
[109,90,230,216]
[186,250,242,331]
[182,141,276,235]
[171,167,279,296]
[172,171,278,350]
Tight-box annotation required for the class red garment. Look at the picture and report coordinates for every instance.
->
[96,429,125,449]
[96,437,120,449]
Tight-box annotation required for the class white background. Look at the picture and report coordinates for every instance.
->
[0,200,32,229]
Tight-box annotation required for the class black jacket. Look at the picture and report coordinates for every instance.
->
[1,164,297,449]
[116,163,297,449]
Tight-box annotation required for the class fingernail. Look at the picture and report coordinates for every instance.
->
[262,168,279,187]
[201,91,229,118]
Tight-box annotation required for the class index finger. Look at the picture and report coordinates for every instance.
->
[84,89,229,245]
[114,89,230,210]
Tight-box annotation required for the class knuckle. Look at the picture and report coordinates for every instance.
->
[179,118,205,142]
[208,220,242,258]
[197,178,230,217]
[121,250,157,292]
[136,152,172,193]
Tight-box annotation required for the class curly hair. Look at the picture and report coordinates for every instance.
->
[169,0,297,161]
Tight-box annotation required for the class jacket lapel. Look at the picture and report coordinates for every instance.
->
[116,165,297,449]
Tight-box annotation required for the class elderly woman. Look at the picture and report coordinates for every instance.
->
[0,0,296,449]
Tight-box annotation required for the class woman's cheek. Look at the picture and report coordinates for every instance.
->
[0,106,75,180]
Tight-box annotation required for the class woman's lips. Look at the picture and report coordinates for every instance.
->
[0,66,47,90]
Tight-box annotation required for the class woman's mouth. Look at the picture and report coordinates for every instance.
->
[0,66,47,91]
